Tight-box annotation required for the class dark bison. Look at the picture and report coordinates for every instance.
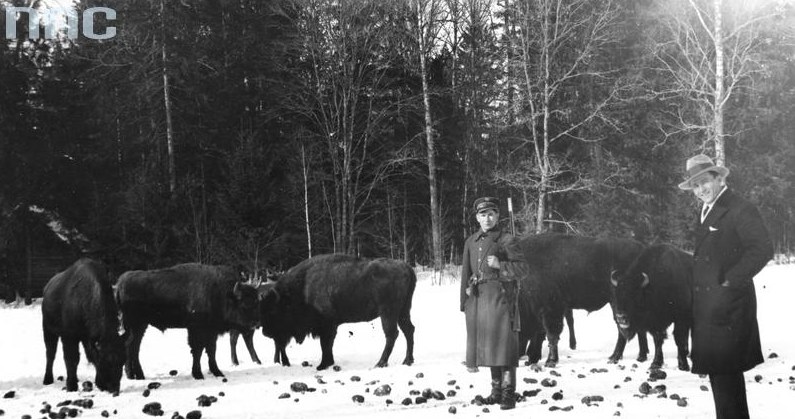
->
[231,325,288,366]
[228,280,291,366]
[500,233,649,367]
[42,258,125,393]
[610,244,693,371]
[115,263,260,380]
[259,254,416,370]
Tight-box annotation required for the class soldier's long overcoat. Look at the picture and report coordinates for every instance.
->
[460,228,520,367]
[690,189,773,374]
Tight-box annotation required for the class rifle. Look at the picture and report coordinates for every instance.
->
[508,197,516,236]
[507,197,521,333]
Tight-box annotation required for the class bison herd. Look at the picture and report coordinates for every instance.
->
[39,233,694,397]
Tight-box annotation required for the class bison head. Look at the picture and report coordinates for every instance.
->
[259,284,310,347]
[224,282,261,331]
[259,286,285,336]
[91,334,126,393]
[609,269,649,340]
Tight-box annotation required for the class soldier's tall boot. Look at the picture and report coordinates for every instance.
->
[484,367,502,405]
[500,367,517,410]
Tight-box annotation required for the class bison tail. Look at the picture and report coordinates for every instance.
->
[401,267,417,317]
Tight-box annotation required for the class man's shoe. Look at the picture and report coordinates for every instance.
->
[484,378,502,405]
[499,368,516,410]
[499,394,516,410]
[466,366,479,373]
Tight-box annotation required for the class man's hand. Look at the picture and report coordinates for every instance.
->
[487,255,500,269]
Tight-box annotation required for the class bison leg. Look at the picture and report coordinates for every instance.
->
[43,328,59,385]
[124,324,147,380]
[230,330,241,366]
[205,336,224,378]
[375,316,400,368]
[525,331,545,365]
[541,311,564,368]
[274,337,290,366]
[649,331,666,369]
[316,326,338,370]
[672,322,690,371]
[242,329,261,365]
[231,329,261,366]
[279,346,290,366]
[398,314,415,366]
[518,305,544,366]
[62,337,81,392]
[545,336,560,368]
[608,326,628,364]
[636,330,649,362]
[187,329,208,379]
[81,340,97,365]
[565,309,576,350]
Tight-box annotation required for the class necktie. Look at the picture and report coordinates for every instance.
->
[701,205,710,223]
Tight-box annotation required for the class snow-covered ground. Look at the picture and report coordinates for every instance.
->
[1,264,793,418]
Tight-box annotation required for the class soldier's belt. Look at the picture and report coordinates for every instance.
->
[470,275,514,285]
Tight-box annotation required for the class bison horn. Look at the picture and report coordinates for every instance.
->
[641,273,650,288]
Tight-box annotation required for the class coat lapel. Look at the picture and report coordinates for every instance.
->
[694,190,732,253]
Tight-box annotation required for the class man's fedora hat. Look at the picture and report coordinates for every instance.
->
[678,154,730,190]
[473,197,499,214]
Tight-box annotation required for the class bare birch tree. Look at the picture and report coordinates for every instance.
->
[301,143,313,258]
[409,0,447,270]
[498,0,626,232]
[645,0,776,164]
[159,0,176,194]
[286,0,411,253]
[440,0,503,240]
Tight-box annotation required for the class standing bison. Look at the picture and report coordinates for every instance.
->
[259,254,416,370]
[500,233,648,367]
[610,244,693,370]
[228,280,290,366]
[42,258,125,393]
[115,263,260,380]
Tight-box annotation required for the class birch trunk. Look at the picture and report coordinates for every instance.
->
[713,0,725,165]
[160,0,176,193]
[417,0,443,271]
[302,144,312,258]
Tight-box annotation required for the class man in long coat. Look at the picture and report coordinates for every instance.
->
[678,154,773,419]
[460,196,520,410]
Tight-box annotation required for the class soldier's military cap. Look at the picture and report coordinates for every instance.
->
[473,197,499,214]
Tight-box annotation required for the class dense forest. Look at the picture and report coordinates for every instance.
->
[1,0,793,295]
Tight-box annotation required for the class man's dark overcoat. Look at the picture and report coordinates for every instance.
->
[461,228,520,367]
[691,189,773,374]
